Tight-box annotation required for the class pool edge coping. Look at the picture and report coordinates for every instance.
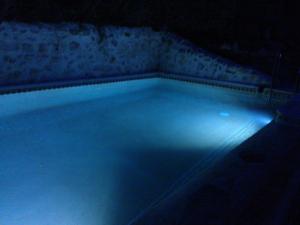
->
[0,72,295,106]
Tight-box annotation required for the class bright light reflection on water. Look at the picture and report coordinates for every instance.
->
[219,112,230,117]
[0,78,273,225]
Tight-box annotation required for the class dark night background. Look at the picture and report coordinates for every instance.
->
[1,0,300,88]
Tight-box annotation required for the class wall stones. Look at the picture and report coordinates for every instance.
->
[160,33,271,85]
[0,22,162,86]
[0,22,271,87]
[69,41,80,50]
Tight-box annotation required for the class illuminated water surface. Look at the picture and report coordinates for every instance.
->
[0,78,273,225]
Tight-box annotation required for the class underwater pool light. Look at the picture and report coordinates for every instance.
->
[219,112,230,117]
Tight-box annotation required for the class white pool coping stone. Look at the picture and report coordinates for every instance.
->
[0,72,294,105]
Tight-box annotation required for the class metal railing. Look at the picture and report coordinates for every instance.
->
[269,51,282,104]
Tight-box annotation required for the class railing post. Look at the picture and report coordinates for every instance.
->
[296,69,300,94]
[269,51,282,104]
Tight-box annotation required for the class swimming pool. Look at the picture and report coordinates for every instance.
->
[0,78,273,225]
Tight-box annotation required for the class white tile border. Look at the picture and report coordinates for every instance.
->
[0,72,294,105]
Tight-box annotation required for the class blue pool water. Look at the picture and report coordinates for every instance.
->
[0,78,273,225]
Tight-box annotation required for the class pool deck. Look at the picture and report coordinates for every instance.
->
[130,120,300,225]
[276,94,300,127]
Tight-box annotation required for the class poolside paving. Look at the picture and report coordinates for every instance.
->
[131,121,300,225]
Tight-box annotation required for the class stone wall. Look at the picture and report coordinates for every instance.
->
[160,33,271,85]
[0,22,161,86]
[0,22,271,87]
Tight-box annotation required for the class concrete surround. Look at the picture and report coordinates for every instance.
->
[0,22,271,87]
